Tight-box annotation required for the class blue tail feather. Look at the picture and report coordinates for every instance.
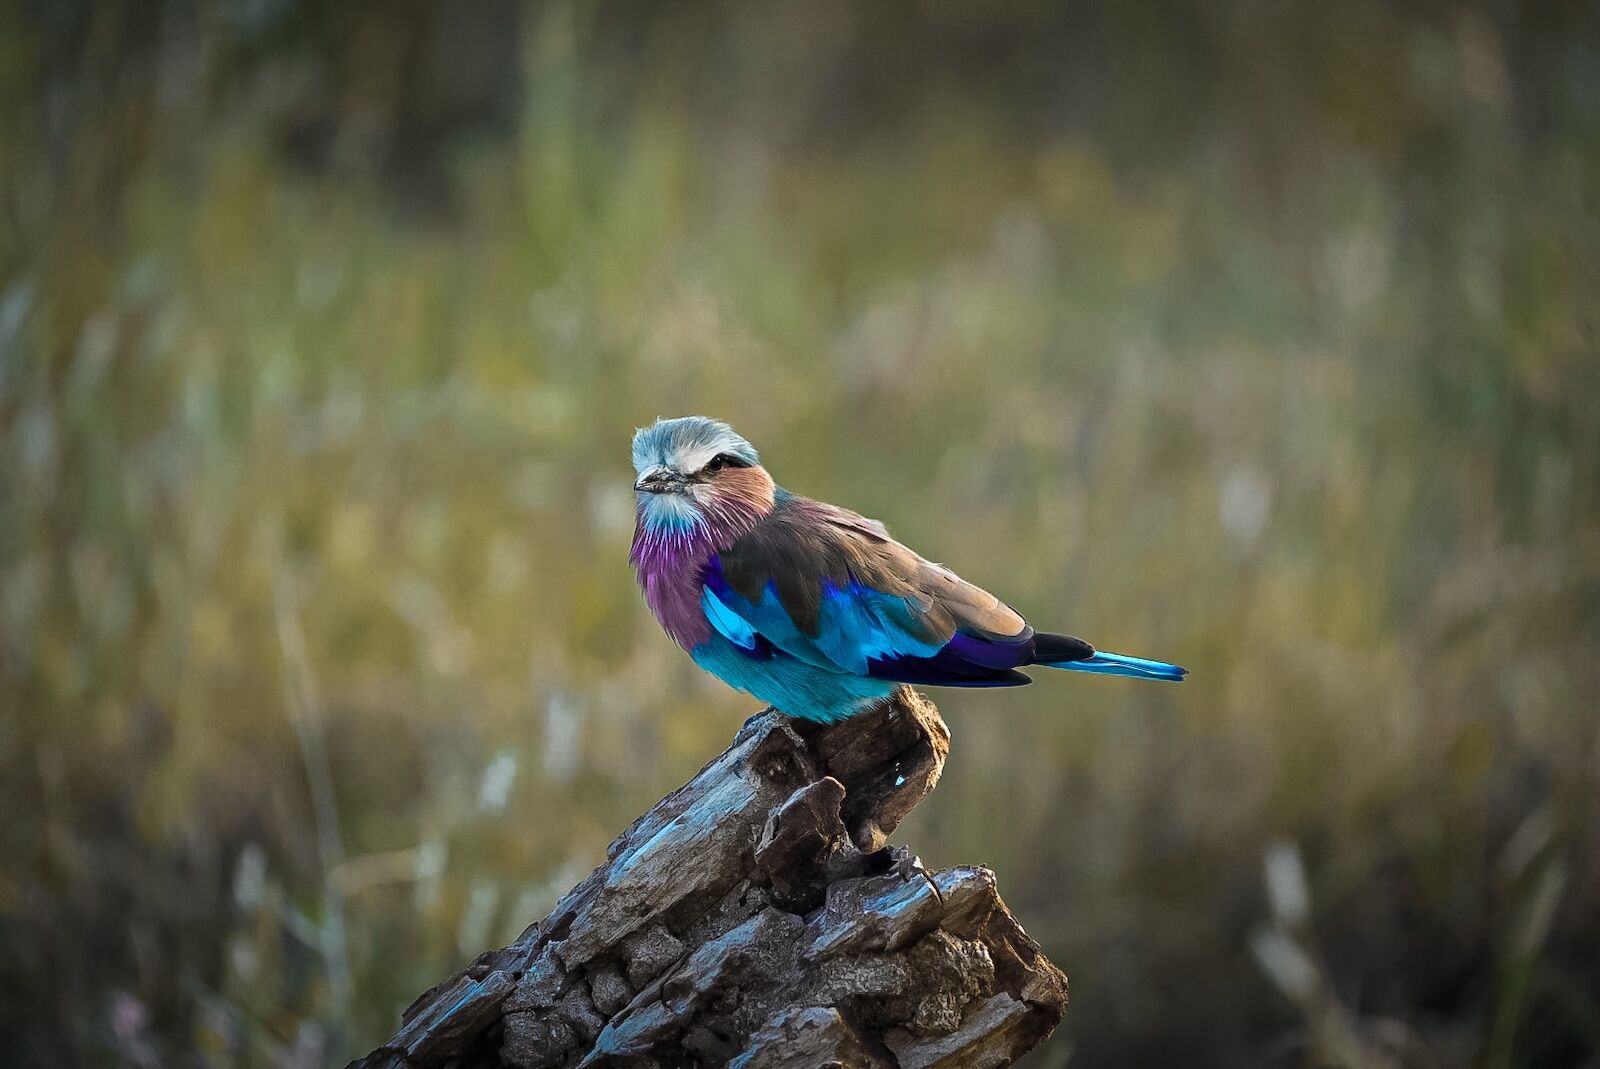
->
[1043,650,1187,682]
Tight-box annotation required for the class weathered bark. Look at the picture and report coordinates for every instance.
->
[351,689,1068,1069]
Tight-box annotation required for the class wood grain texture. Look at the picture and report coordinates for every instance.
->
[349,689,1068,1069]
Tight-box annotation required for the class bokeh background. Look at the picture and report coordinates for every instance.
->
[3,2,1599,1066]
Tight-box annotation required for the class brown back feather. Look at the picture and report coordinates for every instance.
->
[718,494,1027,641]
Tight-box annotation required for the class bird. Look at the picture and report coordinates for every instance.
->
[629,416,1185,724]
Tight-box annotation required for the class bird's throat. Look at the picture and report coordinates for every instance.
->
[630,487,771,650]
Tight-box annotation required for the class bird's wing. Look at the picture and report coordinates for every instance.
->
[704,494,1039,686]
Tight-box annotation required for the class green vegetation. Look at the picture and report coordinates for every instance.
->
[3,2,1597,1065]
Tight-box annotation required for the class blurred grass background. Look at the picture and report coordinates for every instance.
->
[2,1,1599,1066]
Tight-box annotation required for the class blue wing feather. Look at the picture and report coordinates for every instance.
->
[702,556,1032,686]
[701,586,760,651]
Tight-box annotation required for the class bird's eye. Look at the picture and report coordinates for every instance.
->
[705,453,744,473]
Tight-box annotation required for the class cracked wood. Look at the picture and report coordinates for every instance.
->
[350,688,1068,1069]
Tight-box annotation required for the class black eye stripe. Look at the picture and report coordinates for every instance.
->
[704,452,748,472]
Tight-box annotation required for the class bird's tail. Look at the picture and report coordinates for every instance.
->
[1047,651,1187,681]
[1032,633,1186,682]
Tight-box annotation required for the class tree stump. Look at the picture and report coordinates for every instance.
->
[350,689,1068,1068]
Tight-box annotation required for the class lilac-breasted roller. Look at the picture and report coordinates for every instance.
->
[630,416,1186,723]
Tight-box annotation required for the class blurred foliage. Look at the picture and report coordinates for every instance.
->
[2,1,1599,1066]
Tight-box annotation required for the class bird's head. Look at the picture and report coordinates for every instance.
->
[630,416,776,534]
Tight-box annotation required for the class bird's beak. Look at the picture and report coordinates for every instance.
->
[634,468,689,494]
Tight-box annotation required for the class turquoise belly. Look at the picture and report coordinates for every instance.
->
[690,634,898,723]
